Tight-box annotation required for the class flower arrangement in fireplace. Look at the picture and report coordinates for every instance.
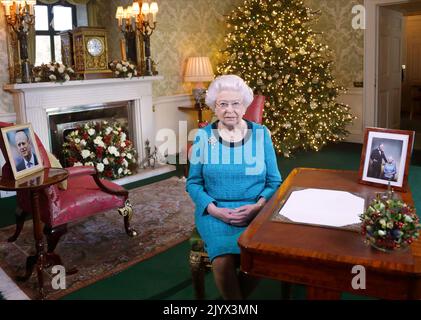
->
[62,120,138,180]
[109,60,138,79]
[33,63,75,83]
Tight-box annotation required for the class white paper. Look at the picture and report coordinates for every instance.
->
[278,188,365,227]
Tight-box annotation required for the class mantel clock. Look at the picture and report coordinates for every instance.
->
[72,27,112,79]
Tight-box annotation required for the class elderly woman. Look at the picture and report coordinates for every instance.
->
[382,156,397,181]
[186,74,282,299]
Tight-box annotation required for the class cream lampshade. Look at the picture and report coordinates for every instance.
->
[184,56,214,106]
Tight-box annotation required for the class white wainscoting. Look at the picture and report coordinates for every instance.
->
[337,88,364,144]
[0,113,17,198]
[154,93,197,161]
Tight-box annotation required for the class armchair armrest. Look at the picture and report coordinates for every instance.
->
[67,166,128,197]
[66,166,97,178]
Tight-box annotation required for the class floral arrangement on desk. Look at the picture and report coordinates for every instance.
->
[109,60,138,79]
[360,190,421,252]
[32,63,75,83]
[62,120,138,180]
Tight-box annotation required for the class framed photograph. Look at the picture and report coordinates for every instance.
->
[1,123,43,180]
[358,127,415,192]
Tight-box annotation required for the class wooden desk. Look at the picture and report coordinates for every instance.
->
[238,167,421,300]
[0,168,68,299]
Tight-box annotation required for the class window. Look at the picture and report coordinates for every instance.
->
[34,1,77,65]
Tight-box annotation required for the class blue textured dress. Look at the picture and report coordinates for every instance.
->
[186,120,282,261]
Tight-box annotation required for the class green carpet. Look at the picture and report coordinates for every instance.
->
[0,142,420,300]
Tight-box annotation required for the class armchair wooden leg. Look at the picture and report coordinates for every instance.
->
[190,251,206,300]
[43,224,78,275]
[8,208,29,242]
[118,200,138,237]
[44,224,68,254]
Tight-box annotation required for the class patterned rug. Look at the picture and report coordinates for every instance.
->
[0,177,194,300]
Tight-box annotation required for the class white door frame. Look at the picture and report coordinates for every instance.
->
[364,0,409,128]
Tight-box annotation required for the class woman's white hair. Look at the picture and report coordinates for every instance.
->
[205,74,254,111]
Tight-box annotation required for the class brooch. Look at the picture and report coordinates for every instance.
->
[208,136,217,148]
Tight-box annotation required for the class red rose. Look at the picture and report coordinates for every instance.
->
[104,135,112,145]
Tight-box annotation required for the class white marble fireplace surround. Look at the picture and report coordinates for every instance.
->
[3,76,176,185]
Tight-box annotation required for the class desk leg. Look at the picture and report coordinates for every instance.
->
[306,286,341,300]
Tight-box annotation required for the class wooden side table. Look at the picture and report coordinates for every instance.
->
[0,167,69,299]
[178,103,208,123]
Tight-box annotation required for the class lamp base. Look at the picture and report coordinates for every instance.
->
[192,88,205,106]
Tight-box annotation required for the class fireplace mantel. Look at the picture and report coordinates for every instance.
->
[3,77,163,164]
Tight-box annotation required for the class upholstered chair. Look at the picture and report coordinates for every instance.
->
[188,95,266,299]
[0,122,137,278]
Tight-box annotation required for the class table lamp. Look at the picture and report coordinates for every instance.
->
[184,56,214,107]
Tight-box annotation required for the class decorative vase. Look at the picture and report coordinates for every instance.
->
[366,235,409,253]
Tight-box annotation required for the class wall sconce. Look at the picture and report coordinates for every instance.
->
[115,4,136,62]
[184,57,215,107]
[1,0,36,83]
[116,1,158,76]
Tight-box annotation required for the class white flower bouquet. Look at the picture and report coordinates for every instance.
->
[33,63,75,83]
[62,120,138,180]
[109,60,138,79]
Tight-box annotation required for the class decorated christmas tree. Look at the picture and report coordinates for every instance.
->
[217,0,355,157]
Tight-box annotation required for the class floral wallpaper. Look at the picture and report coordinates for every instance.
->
[0,0,364,114]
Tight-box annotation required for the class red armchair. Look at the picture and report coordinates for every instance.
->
[0,122,136,275]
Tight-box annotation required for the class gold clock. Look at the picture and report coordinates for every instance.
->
[72,27,112,79]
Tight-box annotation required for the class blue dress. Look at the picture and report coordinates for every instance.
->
[186,120,282,261]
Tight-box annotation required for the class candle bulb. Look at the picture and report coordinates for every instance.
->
[2,0,12,16]
[116,6,124,27]
[26,0,35,15]
[141,2,149,20]
[150,2,158,23]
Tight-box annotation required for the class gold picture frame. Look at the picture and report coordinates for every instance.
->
[1,123,43,180]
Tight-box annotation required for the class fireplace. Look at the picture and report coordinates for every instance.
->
[47,101,133,166]
[3,77,176,185]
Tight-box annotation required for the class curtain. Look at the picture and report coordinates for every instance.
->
[28,28,36,65]
[86,0,99,27]
[30,0,100,64]
[36,0,99,26]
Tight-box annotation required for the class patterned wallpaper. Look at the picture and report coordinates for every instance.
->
[306,0,364,88]
[0,0,364,113]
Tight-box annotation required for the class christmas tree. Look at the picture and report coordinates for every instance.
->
[217,0,355,157]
